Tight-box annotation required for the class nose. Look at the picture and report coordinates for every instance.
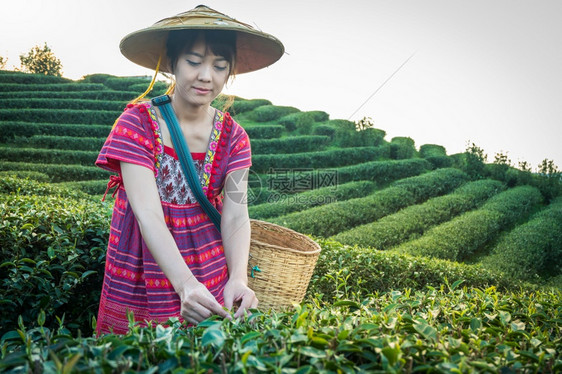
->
[198,63,212,82]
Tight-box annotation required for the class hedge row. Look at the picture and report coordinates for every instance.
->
[0,170,50,182]
[1,98,127,112]
[270,168,468,237]
[0,175,91,199]
[329,158,432,186]
[252,145,391,173]
[244,125,284,139]
[246,105,300,122]
[0,90,139,101]
[56,180,110,196]
[0,161,110,182]
[335,125,387,148]
[332,179,506,249]
[278,111,330,132]
[419,144,447,158]
[0,122,111,141]
[481,197,562,281]
[248,181,377,220]
[0,83,106,92]
[395,185,544,261]
[10,135,105,152]
[0,191,108,335]
[0,71,72,84]
[0,147,97,166]
[229,98,272,115]
[390,136,417,159]
[0,108,122,125]
[251,135,330,154]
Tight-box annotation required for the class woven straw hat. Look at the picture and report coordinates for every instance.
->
[119,5,284,75]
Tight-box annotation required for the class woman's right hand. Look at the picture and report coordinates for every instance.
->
[178,277,230,325]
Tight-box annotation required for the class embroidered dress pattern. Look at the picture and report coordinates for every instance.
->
[95,102,251,335]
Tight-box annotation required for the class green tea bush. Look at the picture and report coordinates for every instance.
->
[128,82,168,96]
[333,179,506,249]
[390,136,416,159]
[419,144,447,158]
[1,98,125,111]
[396,185,543,261]
[249,181,377,219]
[0,161,109,182]
[0,109,121,125]
[251,135,330,155]
[79,73,115,83]
[56,180,109,196]
[244,125,284,139]
[481,197,562,281]
[0,89,138,101]
[425,155,453,168]
[0,176,91,199]
[0,147,97,166]
[312,124,337,138]
[0,83,106,92]
[229,98,272,114]
[246,105,300,122]
[0,171,50,183]
[271,168,468,237]
[334,158,431,186]
[102,76,152,91]
[0,122,111,141]
[0,192,109,335]
[11,135,105,152]
[278,111,329,132]
[251,146,391,174]
[334,124,387,148]
[0,71,71,84]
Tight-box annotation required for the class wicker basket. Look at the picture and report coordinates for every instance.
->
[247,219,321,310]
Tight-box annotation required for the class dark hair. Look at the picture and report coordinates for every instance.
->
[166,29,237,77]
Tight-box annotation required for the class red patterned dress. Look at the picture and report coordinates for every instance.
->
[95,102,251,335]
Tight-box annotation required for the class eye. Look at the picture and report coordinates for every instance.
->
[215,65,228,71]
[186,59,200,66]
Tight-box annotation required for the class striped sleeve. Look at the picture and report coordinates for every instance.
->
[226,122,252,175]
[96,106,156,175]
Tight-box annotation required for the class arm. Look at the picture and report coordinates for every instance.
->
[221,168,258,317]
[120,161,229,324]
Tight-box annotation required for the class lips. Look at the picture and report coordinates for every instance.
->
[193,87,211,94]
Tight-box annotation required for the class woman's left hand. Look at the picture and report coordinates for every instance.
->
[223,278,258,319]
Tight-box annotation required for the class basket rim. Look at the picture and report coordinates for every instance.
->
[250,219,322,255]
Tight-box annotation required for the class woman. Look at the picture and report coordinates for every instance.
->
[95,5,284,335]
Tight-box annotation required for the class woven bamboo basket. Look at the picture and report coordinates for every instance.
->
[247,219,321,310]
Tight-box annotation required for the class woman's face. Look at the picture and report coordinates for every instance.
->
[173,37,230,108]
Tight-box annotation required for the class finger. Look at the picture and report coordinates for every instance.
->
[199,292,230,318]
[234,293,256,319]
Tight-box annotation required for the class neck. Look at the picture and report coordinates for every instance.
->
[170,92,214,125]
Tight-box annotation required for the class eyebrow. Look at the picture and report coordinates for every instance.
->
[186,51,227,61]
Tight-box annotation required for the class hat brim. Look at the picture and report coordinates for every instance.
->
[120,18,284,75]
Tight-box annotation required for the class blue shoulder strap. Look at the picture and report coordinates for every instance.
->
[151,95,222,233]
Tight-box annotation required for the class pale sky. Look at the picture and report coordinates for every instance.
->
[1,0,561,170]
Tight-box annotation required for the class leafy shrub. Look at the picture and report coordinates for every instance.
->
[102,77,152,91]
[0,171,50,183]
[247,105,300,122]
[244,125,284,139]
[252,145,391,173]
[251,135,330,155]
[396,185,543,261]
[11,135,105,152]
[229,98,271,115]
[0,192,109,335]
[0,83,106,92]
[312,124,337,138]
[0,147,97,166]
[1,98,125,111]
[333,121,386,148]
[79,73,115,83]
[278,111,329,133]
[2,282,560,373]
[0,71,71,84]
[481,197,562,281]
[55,180,109,196]
[335,158,431,186]
[0,90,138,101]
[249,181,377,219]
[271,168,468,237]
[0,161,110,182]
[390,136,416,159]
[333,179,505,249]
[0,176,91,199]
[0,122,110,142]
[419,144,447,158]
[0,109,121,125]
[425,155,453,168]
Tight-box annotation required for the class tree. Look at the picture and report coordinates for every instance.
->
[355,116,375,131]
[0,55,7,70]
[536,159,561,202]
[19,43,63,76]
[462,141,487,180]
